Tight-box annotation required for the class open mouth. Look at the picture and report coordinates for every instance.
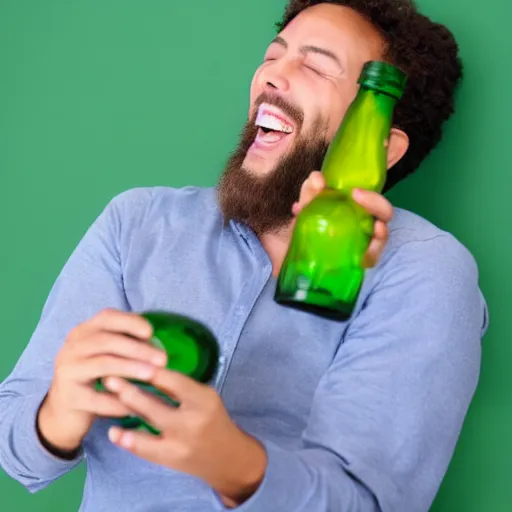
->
[253,103,295,148]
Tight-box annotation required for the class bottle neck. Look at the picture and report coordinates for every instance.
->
[321,86,398,193]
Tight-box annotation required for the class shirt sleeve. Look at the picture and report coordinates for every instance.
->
[0,189,149,493]
[222,234,488,512]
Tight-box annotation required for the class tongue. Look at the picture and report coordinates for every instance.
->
[256,129,288,145]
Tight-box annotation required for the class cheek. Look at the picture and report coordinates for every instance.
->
[294,78,344,139]
[326,113,344,140]
[306,99,341,141]
[324,91,355,141]
[248,68,264,116]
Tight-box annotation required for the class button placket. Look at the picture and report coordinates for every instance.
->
[213,266,271,393]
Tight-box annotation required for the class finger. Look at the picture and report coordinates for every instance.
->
[76,332,167,366]
[108,425,167,464]
[103,376,177,430]
[74,387,133,417]
[298,171,324,204]
[362,221,388,268]
[68,355,159,383]
[372,218,389,243]
[150,368,207,405]
[352,189,393,223]
[89,309,153,340]
[292,171,325,215]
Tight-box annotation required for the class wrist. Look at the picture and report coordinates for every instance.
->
[37,392,85,456]
[221,432,267,507]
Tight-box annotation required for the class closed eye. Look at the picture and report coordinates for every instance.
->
[305,64,325,76]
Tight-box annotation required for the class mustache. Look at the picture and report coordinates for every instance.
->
[251,91,304,128]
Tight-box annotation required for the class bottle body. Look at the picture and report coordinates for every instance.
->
[96,311,219,434]
[276,188,372,319]
[275,61,406,320]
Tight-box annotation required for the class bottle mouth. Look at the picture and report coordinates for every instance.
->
[358,60,408,100]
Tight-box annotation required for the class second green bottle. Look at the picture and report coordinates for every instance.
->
[96,311,220,434]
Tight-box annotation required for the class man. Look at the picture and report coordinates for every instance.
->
[0,1,488,511]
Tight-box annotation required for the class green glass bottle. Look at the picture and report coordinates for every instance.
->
[96,311,220,434]
[275,61,407,321]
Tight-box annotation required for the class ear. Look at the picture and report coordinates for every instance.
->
[386,127,409,170]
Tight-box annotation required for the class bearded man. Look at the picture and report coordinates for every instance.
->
[0,1,488,511]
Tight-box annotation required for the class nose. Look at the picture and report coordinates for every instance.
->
[261,60,292,93]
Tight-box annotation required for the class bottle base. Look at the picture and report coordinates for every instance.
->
[274,287,354,322]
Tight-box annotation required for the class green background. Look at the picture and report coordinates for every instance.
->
[0,0,509,510]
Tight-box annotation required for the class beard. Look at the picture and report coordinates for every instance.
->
[217,96,329,236]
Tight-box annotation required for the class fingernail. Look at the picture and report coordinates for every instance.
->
[104,377,121,391]
[111,429,134,449]
[108,426,122,444]
[139,326,153,340]
[137,365,155,380]
[152,352,167,366]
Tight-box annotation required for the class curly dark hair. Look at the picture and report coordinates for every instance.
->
[277,0,464,191]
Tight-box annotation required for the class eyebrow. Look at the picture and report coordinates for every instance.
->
[271,36,343,69]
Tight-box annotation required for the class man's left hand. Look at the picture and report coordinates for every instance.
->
[293,171,394,268]
[103,370,266,507]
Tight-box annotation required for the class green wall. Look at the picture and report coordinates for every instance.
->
[0,1,509,510]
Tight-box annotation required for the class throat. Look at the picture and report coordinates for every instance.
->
[259,226,293,277]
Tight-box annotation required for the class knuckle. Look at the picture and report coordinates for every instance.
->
[96,355,118,374]
[98,332,120,352]
[121,383,140,403]
[133,341,157,362]
[382,200,393,218]
[94,396,117,415]
[174,442,192,462]
[67,324,82,343]
[300,176,312,191]
[381,203,391,217]
[100,333,135,358]
[55,359,75,382]
[56,363,71,380]
[54,350,66,367]
[186,412,205,433]
[80,391,97,412]
[103,398,129,416]
[98,308,116,321]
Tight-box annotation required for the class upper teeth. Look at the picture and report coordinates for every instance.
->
[255,105,293,133]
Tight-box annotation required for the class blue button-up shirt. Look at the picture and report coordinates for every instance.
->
[0,186,488,511]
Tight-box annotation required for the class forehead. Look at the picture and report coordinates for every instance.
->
[278,4,383,62]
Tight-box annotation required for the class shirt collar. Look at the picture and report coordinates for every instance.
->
[229,219,271,269]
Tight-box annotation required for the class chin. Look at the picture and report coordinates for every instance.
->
[241,153,277,177]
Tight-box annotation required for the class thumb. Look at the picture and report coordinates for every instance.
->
[292,171,325,216]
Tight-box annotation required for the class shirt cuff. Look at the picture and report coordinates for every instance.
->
[9,391,82,490]
[211,439,309,512]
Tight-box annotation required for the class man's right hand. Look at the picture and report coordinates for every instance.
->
[37,309,168,453]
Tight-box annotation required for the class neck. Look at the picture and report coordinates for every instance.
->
[259,223,293,277]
